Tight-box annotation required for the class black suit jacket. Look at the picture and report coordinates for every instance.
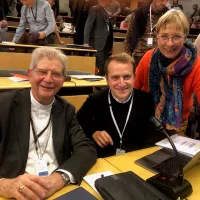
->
[0,89,97,184]
[77,89,163,157]
[84,4,113,51]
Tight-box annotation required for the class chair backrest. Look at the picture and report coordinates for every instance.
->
[61,95,88,111]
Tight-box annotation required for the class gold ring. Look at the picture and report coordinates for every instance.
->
[18,185,25,193]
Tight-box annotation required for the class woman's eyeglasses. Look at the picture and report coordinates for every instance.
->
[157,34,186,43]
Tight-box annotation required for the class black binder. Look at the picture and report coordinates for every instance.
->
[53,187,98,200]
[95,171,172,200]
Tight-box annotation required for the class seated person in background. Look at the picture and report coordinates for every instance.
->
[77,53,159,157]
[134,9,200,135]
[190,4,200,28]
[46,0,64,44]
[194,34,200,55]
[0,47,97,199]
[171,0,183,11]
[12,0,55,45]
[0,7,8,30]
[120,14,131,30]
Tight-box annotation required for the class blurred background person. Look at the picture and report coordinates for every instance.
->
[46,0,64,45]
[120,14,131,30]
[12,0,55,45]
[189,4,200,27]
[0,1,8,31]
[171,0,183,11]
[105,0,120,26]
[6,0,17,16]
[84,0,113,75]
[124,0,169,66]
[72,0,97,44]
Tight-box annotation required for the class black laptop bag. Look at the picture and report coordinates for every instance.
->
[95,171,172,200]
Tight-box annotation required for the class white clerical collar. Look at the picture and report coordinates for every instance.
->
[30,90,54,111]
[111,90,133,104]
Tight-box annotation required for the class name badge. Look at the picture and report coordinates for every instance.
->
[116,148,126,155]
[35,158,49,176]
[147,37,153,46]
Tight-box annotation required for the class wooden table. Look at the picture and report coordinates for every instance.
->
[0,77,107,91]
[0,158,121,200]
[105,146,200,200]
[0,77,107,110]
[0,43,96,57]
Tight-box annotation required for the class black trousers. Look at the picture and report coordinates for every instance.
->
[96,36,113,76]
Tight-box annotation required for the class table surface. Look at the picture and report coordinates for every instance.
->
[105,146,200,200]
[0,147,199,199]
[0,77,107,90]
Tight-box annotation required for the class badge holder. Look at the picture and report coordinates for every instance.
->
[35,157,49,176]
[116,140,126,155]
[147,33,153,47]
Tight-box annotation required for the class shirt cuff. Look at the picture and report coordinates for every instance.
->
[56,169,76,183]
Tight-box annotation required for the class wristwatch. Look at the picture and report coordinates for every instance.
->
[58,172,70,186]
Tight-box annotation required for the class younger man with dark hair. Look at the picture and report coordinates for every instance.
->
[77,53,159,157]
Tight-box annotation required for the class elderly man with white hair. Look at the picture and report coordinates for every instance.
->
[0,47,97,200]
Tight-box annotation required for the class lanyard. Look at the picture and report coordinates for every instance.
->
[30,114,52,159]
[149,4,157,35]
[31,0,37,22]
[108,90,133,149]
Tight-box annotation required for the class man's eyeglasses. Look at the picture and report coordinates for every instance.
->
[157,34,186,43]
[33,69,64,80]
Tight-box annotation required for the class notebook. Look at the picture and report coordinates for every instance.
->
[135,136,200,176]
[53,187,98,200]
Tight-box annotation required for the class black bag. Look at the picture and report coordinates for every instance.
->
[95,171,172,200]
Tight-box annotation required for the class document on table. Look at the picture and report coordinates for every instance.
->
[70,75,104,80]
[9,74,28,82]
[156,134,200,157]
[83,170,113,194]
[2,41,15,44]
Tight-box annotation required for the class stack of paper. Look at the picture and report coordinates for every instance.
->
[156,134,200,157]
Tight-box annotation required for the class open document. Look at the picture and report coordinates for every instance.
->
[156,134,200,157]
[70,75,104,80]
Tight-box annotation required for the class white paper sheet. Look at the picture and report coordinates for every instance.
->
[9,76,28,82]
[70,75,104,80]
[83,171,113,194]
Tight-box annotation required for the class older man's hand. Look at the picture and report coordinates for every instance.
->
[42,173,66,198]
[0,174,52,200]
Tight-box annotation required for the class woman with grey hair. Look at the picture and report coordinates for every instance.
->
[134,9,200,135]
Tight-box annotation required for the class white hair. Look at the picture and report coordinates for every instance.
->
[29,47,67,74]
